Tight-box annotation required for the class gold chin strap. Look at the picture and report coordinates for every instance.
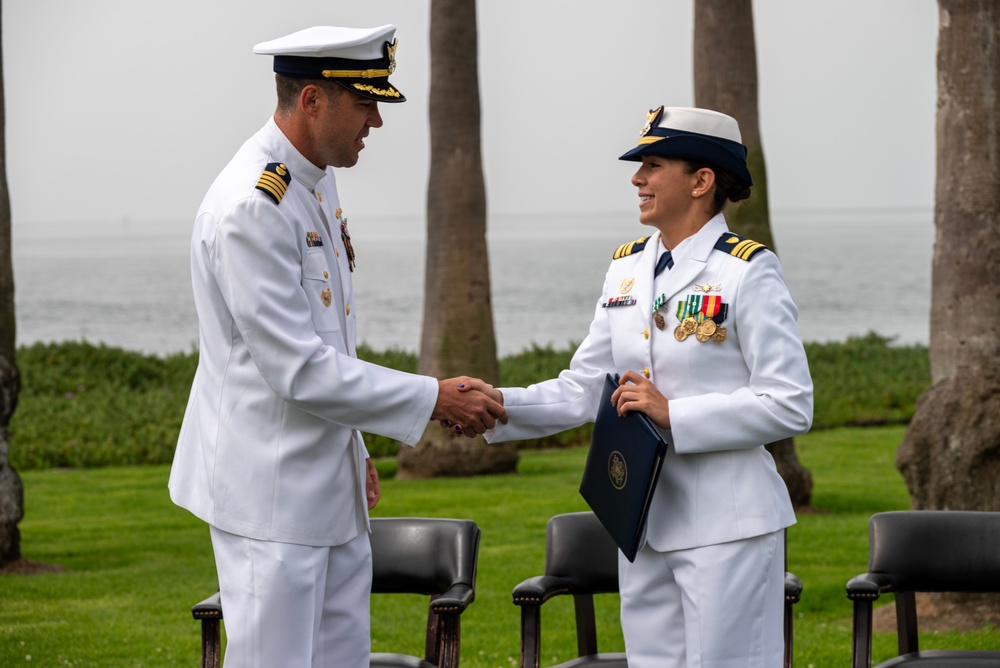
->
[321,39,398,80]
[321,68,391,79]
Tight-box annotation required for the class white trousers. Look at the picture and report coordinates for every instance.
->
[210,526,373,668]
[618,530,785,668]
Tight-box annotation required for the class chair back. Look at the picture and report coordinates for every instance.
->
[546,511,620,594]
[868,511,1000,593]
[370,517,480,598]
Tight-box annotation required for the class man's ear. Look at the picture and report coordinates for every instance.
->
[298,83,323,118]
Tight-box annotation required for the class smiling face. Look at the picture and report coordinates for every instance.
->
[631,156,699,226]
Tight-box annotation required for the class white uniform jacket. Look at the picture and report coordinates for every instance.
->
[169,119,438,547]
[487,215,813,552]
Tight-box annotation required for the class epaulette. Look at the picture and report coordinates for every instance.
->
[714,232,767,261]
[612,236,650,260]
[255,162,291,205]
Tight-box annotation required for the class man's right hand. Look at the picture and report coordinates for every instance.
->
[432,377,508,437]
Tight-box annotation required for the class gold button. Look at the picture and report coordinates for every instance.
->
[323,271,329,279]
[346,304,351,316]
[643,367,650,378]
[335,248,340,257]
[643,328,649,340]
[317,192,323,202]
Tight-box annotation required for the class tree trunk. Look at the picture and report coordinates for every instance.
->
[0,1,25,567]
[396,0,518,478]
[693,0,812,507]
[896,0,1000,511]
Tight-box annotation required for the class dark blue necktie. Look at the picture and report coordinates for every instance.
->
[654,250,674,277]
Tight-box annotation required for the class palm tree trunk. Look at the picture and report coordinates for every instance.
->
[694,0,812,507]
[396,0,518,478]
[0,1,26,566]
[896,0,1000,511]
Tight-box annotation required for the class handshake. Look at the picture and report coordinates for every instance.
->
[431,377,506,438]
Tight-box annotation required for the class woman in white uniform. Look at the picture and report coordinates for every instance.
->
[472,106,813,667]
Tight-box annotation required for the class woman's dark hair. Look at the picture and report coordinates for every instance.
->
[682,161,752,215]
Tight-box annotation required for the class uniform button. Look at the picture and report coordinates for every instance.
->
[323,271,329,279]
[643,367,650,379]
[346,304,351,316]
[643,328,649,340]
[335,248,340,257]
[316,192,323,202]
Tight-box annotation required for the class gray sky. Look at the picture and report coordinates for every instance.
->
[4,0,938,228]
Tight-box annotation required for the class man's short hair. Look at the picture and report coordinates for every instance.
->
[275,74,345,115]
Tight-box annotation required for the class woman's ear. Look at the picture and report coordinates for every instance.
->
[691,168,716,198]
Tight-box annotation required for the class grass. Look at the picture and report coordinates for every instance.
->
[7,332,930,468]
[0,334,955,665]
[5,426,1000,667]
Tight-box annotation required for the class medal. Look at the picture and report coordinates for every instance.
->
[654,312,665,330]
[672,293,730,343]
[321,288,332,307]
[340,219,356,272]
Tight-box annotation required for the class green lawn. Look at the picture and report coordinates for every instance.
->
[4,425,999,667]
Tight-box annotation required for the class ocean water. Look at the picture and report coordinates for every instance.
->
[10,209,933,357]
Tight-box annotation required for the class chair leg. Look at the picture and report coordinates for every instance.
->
[851,599,874,668]
[435,614,461,668]
[783,600,794,668]
[519,605,542,668]
[895,591,919,656]
[425,603,442,666]
[200,618,222,668]
[573,594,598,657]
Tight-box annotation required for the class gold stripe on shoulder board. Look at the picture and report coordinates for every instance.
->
[714,233,766,261]
[613,236,650,260]
[255,162,291,205]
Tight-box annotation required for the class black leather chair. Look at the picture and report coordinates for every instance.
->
[511,511,803,668]
[846,510,1000,667]
[191,517,481,668]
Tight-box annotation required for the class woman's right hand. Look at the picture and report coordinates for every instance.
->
[611,370,671,429]
[440,379,504,431]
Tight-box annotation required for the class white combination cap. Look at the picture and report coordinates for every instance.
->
[619,106,751,187]
[253,25,405,102]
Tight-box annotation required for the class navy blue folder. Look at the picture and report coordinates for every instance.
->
[579,373,669,562]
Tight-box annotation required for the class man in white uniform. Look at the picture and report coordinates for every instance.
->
[168,25,506,667]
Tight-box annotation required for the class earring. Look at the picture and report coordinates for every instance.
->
[692,190,700,197]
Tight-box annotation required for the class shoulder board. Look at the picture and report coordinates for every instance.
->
[714,232,767,261]
[612,236,650,260]
[255,162,291,205]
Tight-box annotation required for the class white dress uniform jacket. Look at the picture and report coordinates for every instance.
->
[487,215,812,551]
[169,119,438,547]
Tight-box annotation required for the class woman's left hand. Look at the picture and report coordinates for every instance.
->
[611,370,671,429]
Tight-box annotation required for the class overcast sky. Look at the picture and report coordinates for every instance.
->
[4,0,938,228]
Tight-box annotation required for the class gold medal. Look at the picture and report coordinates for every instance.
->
[321,288,332,307]
[697,320,717,337]
[681,317,698,334]
[674,325,689,341]
[712,327,727,343]
[654,312,665,330]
